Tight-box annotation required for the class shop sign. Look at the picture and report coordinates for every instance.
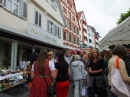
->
[28,23,58,44]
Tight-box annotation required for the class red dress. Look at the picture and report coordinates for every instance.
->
[29,60,52,97]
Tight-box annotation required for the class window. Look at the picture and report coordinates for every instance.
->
[63,32,66,40]
[75,27,77,33]
[63,7,67,14]
[69,34,71,42]
[77,39,79,45]
[74,37,75,43]
[77,29,79,35]
[68,12,71,19]
[68,22,71,30]
[47,20,61,38]
[57,26,61,38]
[73,16,75,21]
[67,0,71,8]
[71,24,73,31]
[0,0,27,19]
[6,0,19,15]
[66,33,69,41]
[34,10,41,27]
[50,0,57,11]
[75,38,77,44]
[71,36,74,43]
[89,39,92,43]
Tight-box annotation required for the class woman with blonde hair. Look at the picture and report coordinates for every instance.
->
[47,51,56,63]
[87,49,107,97]
[30,49,57,97]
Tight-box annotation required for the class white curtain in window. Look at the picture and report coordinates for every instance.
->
[13,4,18,15]
[6,0,12,11]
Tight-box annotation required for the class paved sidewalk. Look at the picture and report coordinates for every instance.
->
[0,83,111,97]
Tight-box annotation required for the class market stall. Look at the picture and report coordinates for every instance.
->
[99,16,130,47]
[0,68,27,94]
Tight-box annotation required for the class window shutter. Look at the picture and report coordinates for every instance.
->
[52,24,55,35]
[21,1,27,19]
[46,19,49,32]
[59,27,61,38]
[55,25,58,36]
[39,14,41,27]
[35,11,38,25]
[49,21,52,33]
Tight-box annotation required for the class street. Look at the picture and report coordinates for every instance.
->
[0,83,111,97]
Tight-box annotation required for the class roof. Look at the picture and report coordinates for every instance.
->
[87,25,101,38]
[77,11,83,21]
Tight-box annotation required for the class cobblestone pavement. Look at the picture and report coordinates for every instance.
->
[0,84,111,97]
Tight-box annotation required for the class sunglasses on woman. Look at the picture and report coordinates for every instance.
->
[48,54,52,56]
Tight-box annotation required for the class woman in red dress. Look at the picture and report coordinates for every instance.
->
[29,49,57,97]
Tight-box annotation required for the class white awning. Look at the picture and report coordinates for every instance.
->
[99,16,130,47]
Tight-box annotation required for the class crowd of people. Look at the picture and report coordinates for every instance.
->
[24,44,130,97]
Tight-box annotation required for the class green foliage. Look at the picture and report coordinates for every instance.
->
[109,45,115,50]
[117,8,130,24]
[109,44,130,51]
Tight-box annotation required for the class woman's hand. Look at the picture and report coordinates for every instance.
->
[89,67,103,74]
[89,68,94,74]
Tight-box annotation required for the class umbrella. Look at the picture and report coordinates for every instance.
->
[99,16,130,47]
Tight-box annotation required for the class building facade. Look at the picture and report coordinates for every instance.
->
[77,11,100,50]
[0,0,65,69]
[60,0,80,50]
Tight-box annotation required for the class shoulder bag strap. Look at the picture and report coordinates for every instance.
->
[43,60,49,87]
[43,73,49,87]
[116,58,119,69]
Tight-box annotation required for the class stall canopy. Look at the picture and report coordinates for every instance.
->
[99,16,130,47]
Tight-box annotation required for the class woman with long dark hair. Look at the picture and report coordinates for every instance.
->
[55,51,71,97]
[29,49,57,97]
[27,52,38,90]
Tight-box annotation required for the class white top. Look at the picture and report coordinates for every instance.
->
[0,72,23,81]
[31,60,56,71]
[20,61,26,69]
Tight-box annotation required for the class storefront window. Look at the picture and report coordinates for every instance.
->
[3,43,11,69]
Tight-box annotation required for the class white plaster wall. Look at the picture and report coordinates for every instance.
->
[0,0,64,46]
[32,0,64,25]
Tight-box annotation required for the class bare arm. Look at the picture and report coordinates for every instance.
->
[31,71,34,79]
[51,70,57,79]
[68,67,71,76]
[119,59,130,83]
[89,67,103,74]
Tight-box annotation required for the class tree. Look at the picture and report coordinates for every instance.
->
[117,8,130,24]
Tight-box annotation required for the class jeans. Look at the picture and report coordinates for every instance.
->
[74,80,83,97]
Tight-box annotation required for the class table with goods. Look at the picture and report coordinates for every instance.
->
[0,66,27,94]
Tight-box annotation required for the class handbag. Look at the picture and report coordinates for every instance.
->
[111,58,130,97]
[43,74,56,96]
[81,86,87,96]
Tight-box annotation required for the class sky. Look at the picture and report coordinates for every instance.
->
[75,0,130,40]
